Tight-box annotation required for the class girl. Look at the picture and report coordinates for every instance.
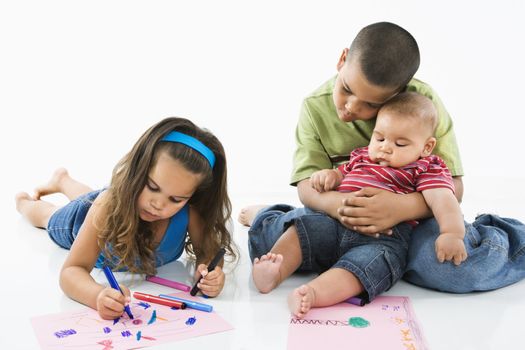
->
[15,117,236,320]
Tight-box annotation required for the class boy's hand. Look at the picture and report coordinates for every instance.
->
[96,285,131,320]
[310,169,341,193]
[194,264,225,297]
[338,188,396,236]
[435,233,468,266]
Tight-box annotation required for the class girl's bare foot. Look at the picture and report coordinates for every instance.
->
[252,252,283,293]
[15,192,34,214]
[33,168,69,200]
[288,284,316,319]
[238,205,267,226]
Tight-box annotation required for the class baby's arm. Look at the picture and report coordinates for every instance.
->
[422,188,467,265]
[188,207,225,297]
[60,193,131,319]
[310,168,343,193]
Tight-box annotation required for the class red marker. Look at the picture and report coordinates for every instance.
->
[133,292,186,309]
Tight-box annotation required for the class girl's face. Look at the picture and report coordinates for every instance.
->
[137,151,203,222]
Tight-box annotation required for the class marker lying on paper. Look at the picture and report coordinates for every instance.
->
[190,248,226,296]
[103,266,134,319]
[346,296,366,306]
[159,294,213,312]
[133,292,186,309]
[146,276,191,292]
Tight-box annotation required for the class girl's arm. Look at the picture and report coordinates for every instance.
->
[59,192,130,319]
[187,207,225,297]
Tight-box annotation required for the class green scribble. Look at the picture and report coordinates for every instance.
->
[348,317,370,328]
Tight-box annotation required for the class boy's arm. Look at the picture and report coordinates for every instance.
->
[422,187,467,266]
[326,175,463,234]
[298,179,431,235]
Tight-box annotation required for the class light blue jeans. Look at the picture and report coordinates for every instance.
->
[405,214,525,292]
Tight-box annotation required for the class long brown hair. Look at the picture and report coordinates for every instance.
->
[97,117,236,275]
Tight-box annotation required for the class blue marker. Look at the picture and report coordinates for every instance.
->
[102,266,134,319]
[159,294,213,312]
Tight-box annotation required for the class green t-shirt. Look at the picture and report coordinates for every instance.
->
[291,76,463,185]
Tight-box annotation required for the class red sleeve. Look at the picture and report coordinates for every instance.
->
[414,155,455,193]
[337,147,368,176]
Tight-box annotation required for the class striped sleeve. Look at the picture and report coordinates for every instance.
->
[414,155,455,193]
[337,147,369,176]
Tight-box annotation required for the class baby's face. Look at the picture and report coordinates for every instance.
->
[368,111,435,168]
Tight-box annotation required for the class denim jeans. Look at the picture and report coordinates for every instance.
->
[47,189,102,249]
[404,214,525,292]
[248,204,412,301]
[250,205,525,294]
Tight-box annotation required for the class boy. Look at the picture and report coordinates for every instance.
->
[240,22,525,293]
[247,92,466,318]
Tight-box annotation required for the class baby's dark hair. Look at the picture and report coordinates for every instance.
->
[348,22,420,89]
[380,91,437,135]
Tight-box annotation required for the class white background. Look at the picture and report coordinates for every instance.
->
[1,1,525,349]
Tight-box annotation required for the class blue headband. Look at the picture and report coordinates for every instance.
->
[161,131,215,168]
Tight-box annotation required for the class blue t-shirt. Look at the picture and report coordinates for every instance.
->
[95,204,189,269]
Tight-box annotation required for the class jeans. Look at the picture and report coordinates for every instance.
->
[250,205,525,293]
[248,204,412,301]
[405,214,525,292]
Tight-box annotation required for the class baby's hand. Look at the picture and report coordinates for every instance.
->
[96,285,131,320]
[310,169,340,193]
[194,264,225,297]
[435,233,468,266]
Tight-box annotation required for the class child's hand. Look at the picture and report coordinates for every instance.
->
[194,264,225,297]
[435,233,468,266]
[310,169,341,193]
[96,285,131,320]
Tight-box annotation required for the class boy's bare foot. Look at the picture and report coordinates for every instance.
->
[238,205,267,226]
[33,168,69,200]
[288,284,316,319]
[15,192,34,213]
[252,252,283,293]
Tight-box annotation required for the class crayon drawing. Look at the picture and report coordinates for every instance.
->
[287,296,428,350]
[31,293,233,350]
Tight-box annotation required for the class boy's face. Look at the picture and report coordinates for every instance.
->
[333,49,399,122]
[368,110,436,168]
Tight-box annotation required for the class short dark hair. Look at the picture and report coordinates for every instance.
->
[348,22,420,89]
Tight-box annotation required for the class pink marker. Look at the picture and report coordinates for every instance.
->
[145,276,191,292]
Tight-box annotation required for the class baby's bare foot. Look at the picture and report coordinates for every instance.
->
[288,284,316,319]
[252,252,283,293]
[34,168,69,200]
[238,205,267,226]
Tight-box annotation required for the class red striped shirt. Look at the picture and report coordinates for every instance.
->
[337,147,455,195]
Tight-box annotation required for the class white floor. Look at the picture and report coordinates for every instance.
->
[2,175,525,350]
[2,3,525,348]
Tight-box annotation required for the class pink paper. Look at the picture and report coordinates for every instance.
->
[287,296,428,350]
[31,293,233,350]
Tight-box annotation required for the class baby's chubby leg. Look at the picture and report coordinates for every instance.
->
[288,267,364,318]
[251,224,303,294]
